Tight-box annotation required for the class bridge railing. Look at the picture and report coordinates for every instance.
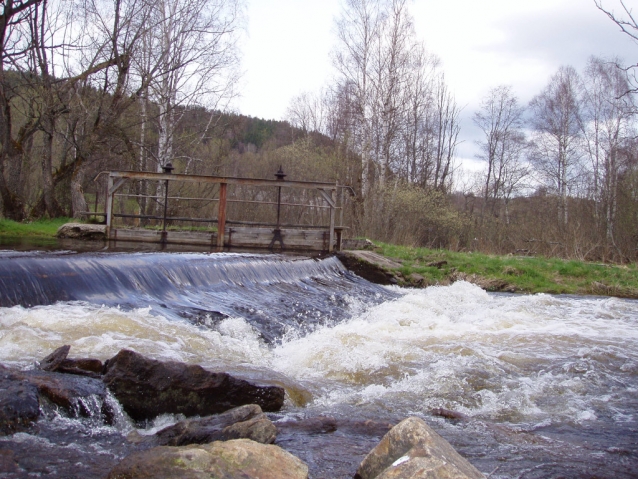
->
[97,168,350,252]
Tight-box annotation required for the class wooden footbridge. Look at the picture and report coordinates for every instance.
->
[98,166,351,252]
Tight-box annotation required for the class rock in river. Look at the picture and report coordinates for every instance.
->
[107,438,308,479]
[0,369,39,436]
[354,416,484,479]
[102,349,285,421]
[154,404,277,446]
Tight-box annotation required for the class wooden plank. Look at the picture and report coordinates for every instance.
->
[226,227,330,250]
[108,227,334,251]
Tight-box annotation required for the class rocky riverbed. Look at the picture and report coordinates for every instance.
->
[1,345,483,478]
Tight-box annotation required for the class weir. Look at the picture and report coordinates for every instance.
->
[90,168,352,253]
[0,251,396,342]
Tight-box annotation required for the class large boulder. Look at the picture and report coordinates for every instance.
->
[154,404,277,446]
[102,349,284,422]
[354,417,484,479]
[0,370,39,436]
[106,438,308,479]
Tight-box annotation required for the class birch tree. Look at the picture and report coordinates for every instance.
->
[331,0,459,195]
[332,0,383,197]
[581,56,634,249]
[141,0,243,174]
[473,85,527,222]
[529,66,584,226]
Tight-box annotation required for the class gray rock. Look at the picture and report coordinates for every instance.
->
[56,223,106,240]
[102,349,284,422]
[0,370,39,436]
[155,404,277,446]
[106,438,308,479]
[222,414,277,444]
[354,417,484,479]
[0,448,18,473]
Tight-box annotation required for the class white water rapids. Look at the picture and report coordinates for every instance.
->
[0,252,637,478]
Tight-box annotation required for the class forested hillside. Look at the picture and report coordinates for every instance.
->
[1,0,637,262]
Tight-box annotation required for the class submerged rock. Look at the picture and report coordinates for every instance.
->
[154,404,277,446]
[107,438,308,479]
[102,349,285,422]
[354,416,484,479]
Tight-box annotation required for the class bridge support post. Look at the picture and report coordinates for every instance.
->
[217,183,227,248]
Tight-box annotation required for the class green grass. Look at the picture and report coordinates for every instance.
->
[373,242,638,298]
[0,218,72,237]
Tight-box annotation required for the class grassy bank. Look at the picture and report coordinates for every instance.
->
[372,242,638,298]
[0,218,71,237]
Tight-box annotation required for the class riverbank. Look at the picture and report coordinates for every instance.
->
[340,242,638,299]
[0,218,70,237]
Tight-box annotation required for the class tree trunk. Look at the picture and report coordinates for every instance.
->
[70,162,88,218]
[41,115,64,218]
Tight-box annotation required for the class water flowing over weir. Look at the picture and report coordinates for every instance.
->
[1,250,638,478]
[0,251,396,343]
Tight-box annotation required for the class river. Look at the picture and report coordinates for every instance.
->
[0,248,637,478]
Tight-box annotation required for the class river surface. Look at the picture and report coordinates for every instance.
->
[0,249,637,478]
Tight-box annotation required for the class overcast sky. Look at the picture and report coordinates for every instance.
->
[236,0,637,166]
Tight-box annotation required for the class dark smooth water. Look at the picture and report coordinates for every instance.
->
[0,249,637,478]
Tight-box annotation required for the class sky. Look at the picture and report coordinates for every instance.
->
[237,0,637,168]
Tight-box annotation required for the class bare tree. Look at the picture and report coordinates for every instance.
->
[370,0,413,186]
[473,85,527,222]
[529,66,584,226]
[286,90,328,134]
[331,0,459,196]
[332,0,384,197]
[59,0,155,216]
[430,74,460,193]
[400,44,440,185]
[0,0,43,220]
[140,0,242,174]
[594,0,638,95]
[581,56,635,252]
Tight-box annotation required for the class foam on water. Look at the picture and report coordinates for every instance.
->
[0,302,269,369]
[272,281,638,427]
